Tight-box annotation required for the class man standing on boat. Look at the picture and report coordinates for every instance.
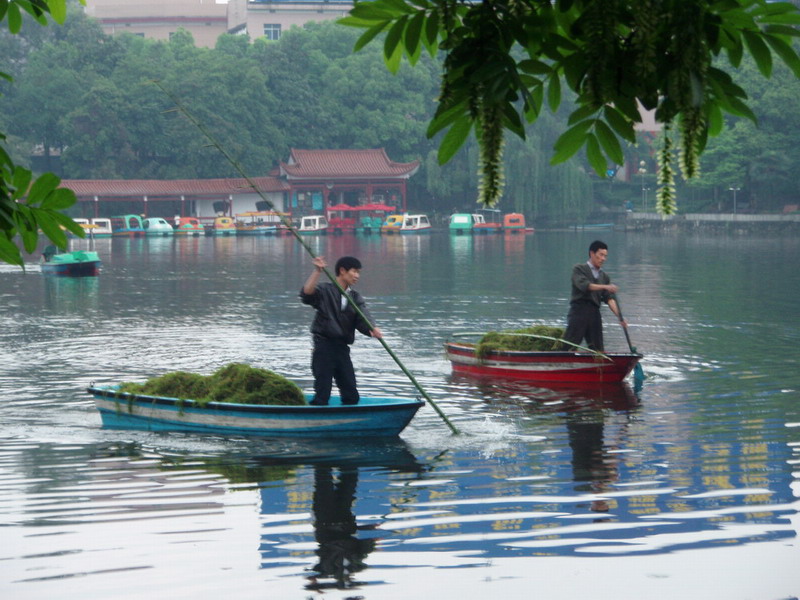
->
[300,256,383,406]
[564,240,627,352]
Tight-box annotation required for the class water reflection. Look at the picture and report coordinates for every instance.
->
[306,466,376,591]
[450,374,641,413]
[44,276,100,313]
[566,403,623,514]
[248,437,425,591]
[502,231,527,263]
[449,234,474,267]
[446,379,641,521]
[3,232,799,599]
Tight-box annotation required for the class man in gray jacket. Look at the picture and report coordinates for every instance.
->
[563,240,626,352]
[300,255,383,405]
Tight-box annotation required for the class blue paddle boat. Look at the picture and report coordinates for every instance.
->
[41,247,101,277]
[86,385,424,438]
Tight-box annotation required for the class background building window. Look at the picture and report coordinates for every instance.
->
[263,24,281,40]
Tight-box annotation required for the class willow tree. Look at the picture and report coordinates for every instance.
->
[1,0,84,267]
[341,0,800,214]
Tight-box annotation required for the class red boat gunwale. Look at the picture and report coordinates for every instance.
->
[444,342,641,383]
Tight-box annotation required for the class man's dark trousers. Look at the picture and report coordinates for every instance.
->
[564,301,604,351]
[311,338,359,405]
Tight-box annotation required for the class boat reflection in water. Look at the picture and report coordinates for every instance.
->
[451,376,640,515]
[44,275,100,313]
[245,437,425,591]
[451,373,641,412]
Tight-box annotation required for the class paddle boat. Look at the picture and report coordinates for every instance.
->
[400,213,432,234]
[143,217,174,236]
[449,213,475,234]
[235,211,285,235]
[380,214,404,234]
[356,214,384,234]
[444,341,641,383]
[174,217,204,236]
[473,209,503,233]
[87,218,113,238]
[86,385,424,438]
[503,212,532,234]
[70,218,90,237]
[67,218,111,239]
[110,214,145,237]
[210,216,237,236]
[326,204,358,234]
[299,215,329,235]
[355,203,395,234]
[41,246,101,277]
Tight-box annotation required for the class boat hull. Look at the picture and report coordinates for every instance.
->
[41,261,101,277]
[236,225,279,235]
[444,342,640,383]
[87,386,424,438]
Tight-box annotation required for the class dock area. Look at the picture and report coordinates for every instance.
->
[618,211,800,234]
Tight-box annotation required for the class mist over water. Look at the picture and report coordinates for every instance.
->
[1,231,798,599]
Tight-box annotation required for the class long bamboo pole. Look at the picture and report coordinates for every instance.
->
[156,82,459,435]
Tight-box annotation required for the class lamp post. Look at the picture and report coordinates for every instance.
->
[638,160,647,211]
[728,186,741,214]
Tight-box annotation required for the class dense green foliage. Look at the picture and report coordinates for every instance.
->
[0,0,84,267]
[681,54,800,212]
[118,363,306,406]
[0,9,601,224]
[341,0,800,214]
[4,1,800,251]
[475,325,566,357]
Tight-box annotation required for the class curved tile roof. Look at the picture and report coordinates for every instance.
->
[280,148,420,179]
[60,177,288,198]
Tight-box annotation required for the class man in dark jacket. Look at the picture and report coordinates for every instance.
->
[563,240,626,352]
[300,255,383,405]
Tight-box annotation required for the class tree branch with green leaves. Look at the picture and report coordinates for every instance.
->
[340,0,800,214]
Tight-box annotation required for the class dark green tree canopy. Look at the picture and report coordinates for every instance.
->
[341,0,800,213]
[1,0,85,267]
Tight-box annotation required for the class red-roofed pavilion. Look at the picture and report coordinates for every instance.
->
[279,148,419,215]
[57,149,418,222]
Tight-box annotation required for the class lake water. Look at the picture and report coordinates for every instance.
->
[1,231,798,600]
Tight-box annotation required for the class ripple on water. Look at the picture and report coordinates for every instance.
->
[2,233,800,599]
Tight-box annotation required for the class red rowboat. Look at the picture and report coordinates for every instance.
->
[444,341,641,383]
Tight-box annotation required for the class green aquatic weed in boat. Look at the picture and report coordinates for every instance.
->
[206,363,305,406]
[475,326,565,358]
[119,371,210,399]
[118,363,306,406]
